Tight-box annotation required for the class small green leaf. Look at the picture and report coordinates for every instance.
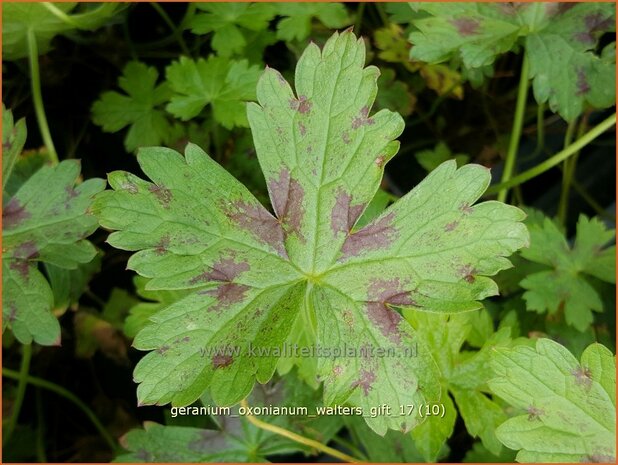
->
[376,68,416,117]
[188,3,275,57]
[165,56,260,128]
[3,160,105,345]
[95,31,528,435]
[489,339,616,463]
[275,3,351,42]
[519,214,615,331]
[92,62,179,152]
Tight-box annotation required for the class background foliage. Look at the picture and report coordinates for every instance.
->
[2,2,616,463]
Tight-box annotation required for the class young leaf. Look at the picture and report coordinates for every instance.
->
[3,160,105,345]
[408,3,616,120]
[489,339,616,462]
[519,214,616,331]
[165,56,260,128]
[275,3,351,42]
[188,3,276,57]
[93,31,528,434]
[92,62,179,152]
[2,104,27,191]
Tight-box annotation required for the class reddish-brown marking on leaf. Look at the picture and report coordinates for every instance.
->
[155,235,170,255]
[289,95,312,114]
[121,182,138,194]
[585,454,616,463]
[351,106,375,129]
[9,259,30,280]
[226,200,288,257]
[451,18,480,36]
[7,305,17,323]
[571,365,593,388]
[268,169,305,240]
[375,155,386,168]
[206,283,250,313]
[366,278,414,344]
[331,190,364,234]
[190,257,250,285]
[459,202,473,214]
[351,369,376,396]
[13,240,39,260]
[299,122,306,136]
[3,199,31,228]
[134,450,153,461]
[333,365,343,376]
[575,13,613,44]
[526,405,544,421]
[341,212,397,258]
[575,68,590,96]
[212,353,234,369]
[149,185,173,208]
[65,186,78,199]
[444,221,458,232]
[459,264,477,283]
[157,345,170,355]
[342,131,351,144]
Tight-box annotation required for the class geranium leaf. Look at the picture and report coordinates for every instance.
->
[165,56,260,128]
[275,3,351,42]
[3,157,105,345]
[92,62,179,152]
[489,339,616,462]
[94,31,528,434]
[519,213,615,331]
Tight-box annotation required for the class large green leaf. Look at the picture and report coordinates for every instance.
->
[408,2,616,121]
[93,31,528,434]
[275,3,351,42]
[489,339,616,462]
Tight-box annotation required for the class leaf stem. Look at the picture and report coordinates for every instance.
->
[486,112,616,195]
[36,389,47,462]
[27,28,59,165]
[3,344,32,446]
[2,368,116,451]
[497,53,530,202]
[40,2,81,28]
[149,2,190,56]
[557,117,587,225]
[239,399,362,463]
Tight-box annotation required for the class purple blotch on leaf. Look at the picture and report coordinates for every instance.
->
[299,122,306,136]
[191,257,251,313]
[269,169,305,240]
[351,368,376,396]
[155,235,170,255]
[3,198,31,228]
[459,264,477,283]
[366,278,414,344]
[526,405,544,421]
[226,200,288,257]
[157,345,170,355]
[331,190,364,235]
[289,95,312,114]
[571,365,593,388]
[444,221,459,232]
[575,68,590,96]
[212,353,234,369]
[450,18,481,36]
[351,106,375,129]
[574,13,613,44]
[341,212,397,259]
[149,184,173,208]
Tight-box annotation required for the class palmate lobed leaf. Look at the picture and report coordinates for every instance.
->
[3,156,105,345]
[489,339,616,463]
[408,2,616,121]
[93,30,528,434]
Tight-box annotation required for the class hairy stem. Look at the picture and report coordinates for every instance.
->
[27,29,59,164]
[240,399,362,463]
[486,113,616,195]
[3,344,32,446]
[2,368,116,451]
[149,2,190,56]
[497,53,530,202]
